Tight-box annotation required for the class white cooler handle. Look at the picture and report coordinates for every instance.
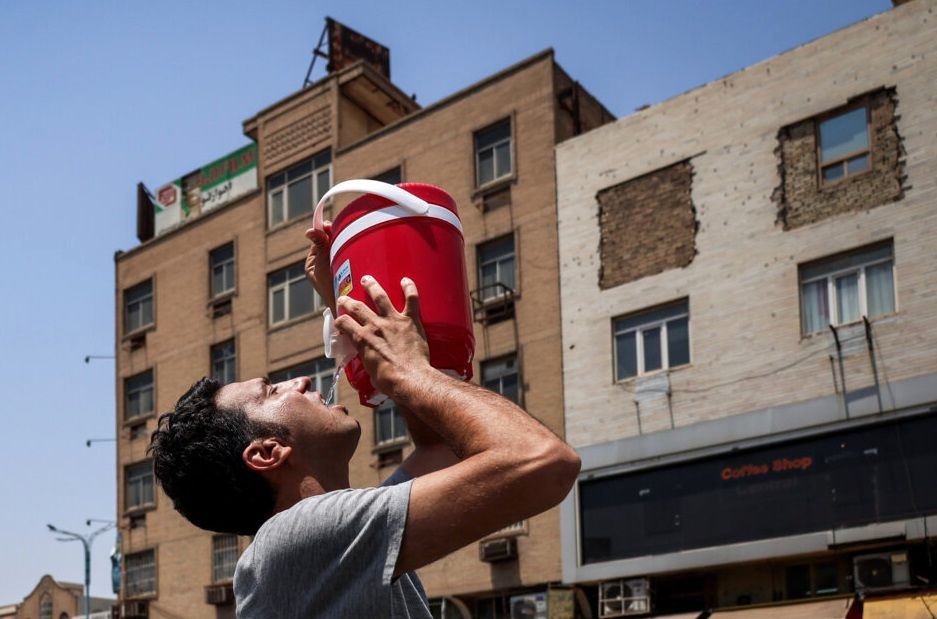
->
[312,179,430,233]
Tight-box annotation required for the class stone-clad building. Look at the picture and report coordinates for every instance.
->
[113,35,612,619]
[556,0,937,617]
[0,575,113,619]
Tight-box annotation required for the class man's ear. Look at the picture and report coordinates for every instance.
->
[243,438,292,473]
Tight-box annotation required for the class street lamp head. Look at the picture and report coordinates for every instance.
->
[46,524,56,532]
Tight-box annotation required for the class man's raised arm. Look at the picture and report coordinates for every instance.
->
[335,276,581,577]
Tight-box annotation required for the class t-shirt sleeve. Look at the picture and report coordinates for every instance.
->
[234,481,413,618]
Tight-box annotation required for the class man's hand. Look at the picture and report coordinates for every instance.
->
[304,224,336,314]
[334,276,434,398]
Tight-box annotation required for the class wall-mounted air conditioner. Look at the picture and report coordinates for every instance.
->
[509,591,548,619]
[479,537,517,563]
[853,551,911,591]
[120,599,149,619]
[599,578,650,618]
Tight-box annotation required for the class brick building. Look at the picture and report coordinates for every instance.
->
[113,40,612,618]
[555,0,937,617]
[1,575,112,619]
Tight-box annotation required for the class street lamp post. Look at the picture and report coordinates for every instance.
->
[47,522,115,619]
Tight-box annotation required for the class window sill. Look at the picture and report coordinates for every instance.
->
[123,413,155,430]
[267,309,324,334]
[799,311,898,341]
[122,324,155,342]
[615,363,691,385]
[372,437,411,455]
[123,504,156,518]
[472,176,516,201]
[208,290,236,307]
[124,592,157,601]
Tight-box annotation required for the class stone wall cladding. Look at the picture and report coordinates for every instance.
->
[777,87,905,229]
[597,160,697,289]
[262,106,332,167]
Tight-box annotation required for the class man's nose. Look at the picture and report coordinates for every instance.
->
[288,376,312,392]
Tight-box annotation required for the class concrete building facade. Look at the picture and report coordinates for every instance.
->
[556,1,937,616]
[114,45,612,618]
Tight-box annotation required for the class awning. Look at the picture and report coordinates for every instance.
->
[863,594,937,619]
[710,597,856,618]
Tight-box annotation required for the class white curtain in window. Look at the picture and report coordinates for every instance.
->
[835,274,860,323]
[801,280,829,333]
[866,262,895,317]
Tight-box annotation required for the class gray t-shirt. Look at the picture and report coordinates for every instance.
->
[234,468,431,618]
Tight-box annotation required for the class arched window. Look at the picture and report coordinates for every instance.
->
[39,592,53,619]
[59,613,70,619]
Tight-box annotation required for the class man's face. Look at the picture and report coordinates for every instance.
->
[215,376,360,468]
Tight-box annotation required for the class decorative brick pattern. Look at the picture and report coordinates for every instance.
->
[776,88,905,229]
[262,106,331,165]
[597,159,697,290]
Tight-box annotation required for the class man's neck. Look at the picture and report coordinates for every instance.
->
[271,470,351,513]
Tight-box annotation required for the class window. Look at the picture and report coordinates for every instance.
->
[372,166,402,185]
[475,119,512,187]
[799,241,895,335]
[125,549,156,597]
[124,370,154,422]
[40,593,52,619]
[210,243,236,299]
[211,339,237,384]
[267,150,331,226]
[374,399,408,446]
[268,263,320,326]
[613,300,690,380]
[477,235,516,301]
[818,106,870,184]
[482,355,520,404]
[125,461,155,511]
[269,357,335,395]
[124,279,154,334]
[212,534,239,582]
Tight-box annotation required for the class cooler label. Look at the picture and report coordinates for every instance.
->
[334,259,353,298]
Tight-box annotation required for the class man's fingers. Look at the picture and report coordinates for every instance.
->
[334,314,364,341]
[337,295,378,326]
[361,275,396,316]
[401,277,421,320]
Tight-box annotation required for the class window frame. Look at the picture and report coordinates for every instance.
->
[124,548,157,598]
[613,300,691,382]
[474,117,514,189]
[124,278,155,336]
[476,233,517,302]
[269,357,335,396]
[799,242,896,335]
[266,150,332,228]
[124,459,155,513]
[210,338,237,384]
[481,354,521,405]
[267,262,322,327]
[815,102,873,187]
[373,399,409,447]
[124,369,154,423]
[208,241,236,300]
[211,534,239,583]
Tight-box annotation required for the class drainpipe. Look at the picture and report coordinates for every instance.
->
[863,316,885,414]
[829,324,850,419]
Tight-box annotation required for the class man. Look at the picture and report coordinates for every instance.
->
[149,226,581,618]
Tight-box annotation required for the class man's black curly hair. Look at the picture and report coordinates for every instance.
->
[149,377,289,536]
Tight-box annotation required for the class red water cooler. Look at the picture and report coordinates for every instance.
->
[313,180,475,407]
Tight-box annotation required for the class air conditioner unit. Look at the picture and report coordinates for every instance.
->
[205,582,235,605]
[479,537,518,563]
[120,600,149,619]
[509,592,548,619]
[599,578,651,618]
[853,551,911,591]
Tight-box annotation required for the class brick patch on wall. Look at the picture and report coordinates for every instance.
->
[597,159,697,290]
[775,87,906,230]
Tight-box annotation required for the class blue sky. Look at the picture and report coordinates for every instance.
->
[0,0,892,603]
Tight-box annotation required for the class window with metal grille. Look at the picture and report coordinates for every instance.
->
[125,549,156,597]
[613,300,690,380]
[125,460,155,511]
[212,534,239,582]
[474,119,512,187]
[124,370,154,421]
[209,242,236,298]
[477,235,516,302]
[482,355,520,404]
[268,262,321,326]
[799,241,895,335]
[267,150,331,226]
[124,279,153,334]
[211,339,236,385]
